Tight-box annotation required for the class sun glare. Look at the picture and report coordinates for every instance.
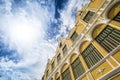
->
[16,27,33,42]
[10,24,37,46]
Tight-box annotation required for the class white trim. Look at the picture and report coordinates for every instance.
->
[66,59,70,65]
[110,56,120,66]
[108,72,120,80]
[89,72,94,80]
[68,53,78,64]
[86,74,90,80]
[73,50,80,55]
[106,59,115,69]
[89,15,110,40]
[78,39,90,54]
[104,0,120,19]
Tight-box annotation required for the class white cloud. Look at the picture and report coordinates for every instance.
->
[0,0,56,79]
[0,0,89,80]
[56,0,90,38]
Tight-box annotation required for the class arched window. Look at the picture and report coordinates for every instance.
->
[57,53,61,63]
[55,72,60,80]
[62,68,72,80]
[83,11,95,23]
[95,25,120,52]
[82,44,103,68]
[61,64,72,80]
[62,45,67,55]
[70,31,78,42]
[56,77,60,80]
[107,2,120,22]
[51,78,53,80]
[71,58,85,79]
[113,11,120,22]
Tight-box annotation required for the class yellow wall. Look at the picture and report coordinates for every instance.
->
[109,21,120,30]
[55,72,60,79]
[113,50,120,63]
[66,39,72,48]
[107,57,118,67]
[61,63,69,73]
[76,11,81,23]
[89,0,104,9]
[91,61,113,79]
[70,54,78,63]
[108,2,120,19]
[80,41,90,53]
[76,22,85,35]
[81,76,87,80]
[92,24,106,38]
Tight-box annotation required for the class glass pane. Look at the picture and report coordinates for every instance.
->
[82,44,103,68]
[83,11,95,23]
[71,58,85,79]
[113,12,120,22]
[95,26,120,52]
[62,45,67,55]
[70,31,78,42]
[62,68,72,80]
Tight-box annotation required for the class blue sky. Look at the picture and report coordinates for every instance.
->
[0,0,89,80]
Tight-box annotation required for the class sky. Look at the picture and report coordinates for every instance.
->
[0,0,89,80]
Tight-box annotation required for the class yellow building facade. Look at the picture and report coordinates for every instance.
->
[42,0,120,80]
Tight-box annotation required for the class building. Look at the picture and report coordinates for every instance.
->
[42,0,120,80]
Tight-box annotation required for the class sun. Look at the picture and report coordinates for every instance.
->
[13,26,34,43]
[9,22,38,47]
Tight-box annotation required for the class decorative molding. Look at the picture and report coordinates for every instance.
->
[110,56,120,66]
[104,0,120,20]
[96,67,105,74]
[73,50,79,55]
[106,59,115,69]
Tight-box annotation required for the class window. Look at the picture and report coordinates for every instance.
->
[42,76,44,80]
[56,77,60,80]
[57,54,61,63]
[82,44,103,68]
[62,68,72,80]
[113,12,120,22]
[83,11,95,23]
[59,43,62,48]
[51,78,53,80]
[70,31,78,42]
[62,45,67,55]
[95,26,120,52]
[79,11,83,16]
[71,58,85,79]
[46,70,49,77]
[52,62,54,70]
